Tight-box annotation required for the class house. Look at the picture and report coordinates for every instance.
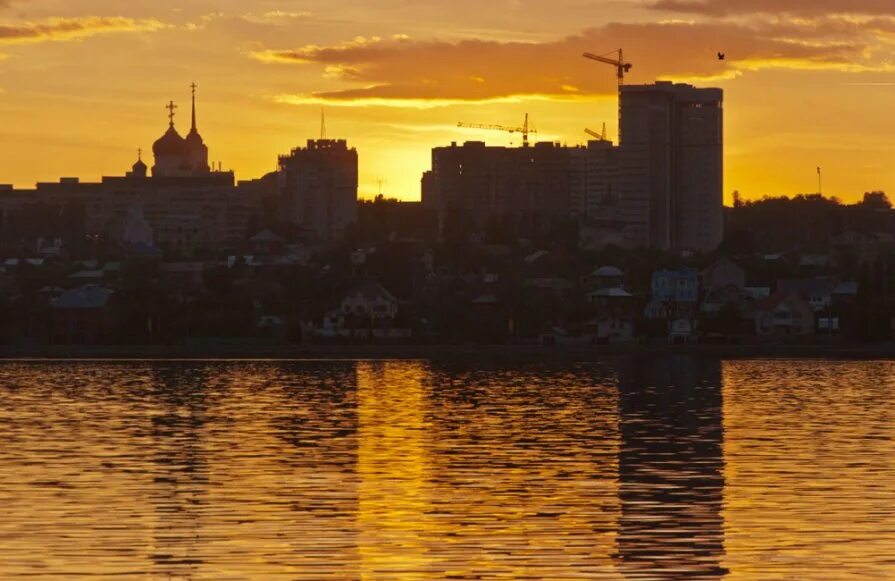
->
[317,280,410,340]
[647,268,700,342]
[755,290,815,337]
[586,287,636,343]
[248,229,286,255]
[797,253,830,271]
[651,268,699,304]
[700,284,757,336]
[589,265,624,290]
[778,278,834,312]
[51,285,118,344]
[701,258,745,292]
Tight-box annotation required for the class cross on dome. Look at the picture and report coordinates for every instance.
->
[166,101,177,127]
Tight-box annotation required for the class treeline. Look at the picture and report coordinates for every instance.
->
[724,191,892,254]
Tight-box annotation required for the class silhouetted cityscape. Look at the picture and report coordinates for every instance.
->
[0,82,893,350]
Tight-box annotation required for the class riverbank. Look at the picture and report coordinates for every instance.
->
[3,341,895,360]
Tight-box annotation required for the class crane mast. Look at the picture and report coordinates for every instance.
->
[582,48,633,142]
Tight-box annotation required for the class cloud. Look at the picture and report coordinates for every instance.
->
[651,0,895,17]
[241,10,313,25]
[0,16,167,44]
[252,20,890,105]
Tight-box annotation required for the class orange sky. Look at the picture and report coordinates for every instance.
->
[2,0,895,203]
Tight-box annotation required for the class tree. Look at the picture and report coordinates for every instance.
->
[862,191,891,209]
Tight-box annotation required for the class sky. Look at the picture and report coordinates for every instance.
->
[1,0,895,203]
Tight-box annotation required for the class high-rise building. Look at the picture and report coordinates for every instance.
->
[619,81,723,253]
[422,141,578,236]
[278,139,358,242]
[570,138,620,220]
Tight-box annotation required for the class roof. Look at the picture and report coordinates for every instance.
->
[4,258,45,267]
[756,290,809,312]
[833,281,859,295]
[471,294,497,305]
[798,254,829,267]
[778,278,834,296]
[703,257,742,273]
[524,250,549,263]
[745,286,771,300]
[653,267,698,278]
[345,280,397,303]
[52,285,113,310]
[590,287,633,298]
[593,265,623,277]
[524,277,575,291]
[249,229,285,243]
[160,261,209,273]
[69,270,104,279]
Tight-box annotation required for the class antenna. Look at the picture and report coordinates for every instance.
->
[320,108,327,140]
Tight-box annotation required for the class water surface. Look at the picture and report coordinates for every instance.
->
[0,357,893,579]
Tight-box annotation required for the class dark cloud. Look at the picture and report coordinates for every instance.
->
[652,0,895,16]
[253,20,886,103]
[0,16,166,43]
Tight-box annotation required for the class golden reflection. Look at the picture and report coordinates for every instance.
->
[721,360,895,580]
[356,361,435,578]
[420,365,621,578]
[3,359,893,578]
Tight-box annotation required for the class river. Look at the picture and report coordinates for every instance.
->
[0,357,892,579]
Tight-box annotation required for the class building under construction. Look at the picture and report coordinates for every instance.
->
[422,81,724,254]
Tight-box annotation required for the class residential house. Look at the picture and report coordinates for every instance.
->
[778,278,835,312]
[589,265,625,291]
[248,229,286,255]
[646,268,700,342]
[317,280,410,340]
[587,287,636,343]
[755,290,815,337]
[701,258,745,292]
[51,285,118,344]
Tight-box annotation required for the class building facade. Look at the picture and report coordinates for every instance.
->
[619,81,724,253]
[278,139,358,242]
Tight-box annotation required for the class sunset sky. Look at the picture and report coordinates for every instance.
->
[2,0,895,203]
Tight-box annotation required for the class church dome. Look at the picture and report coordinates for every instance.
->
[153,125,186,157]
[132,157,147,173]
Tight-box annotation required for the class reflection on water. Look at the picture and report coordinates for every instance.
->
[616,356,726,579]
[0,357,894,578]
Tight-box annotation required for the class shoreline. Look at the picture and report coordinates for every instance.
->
[2,342,895,361]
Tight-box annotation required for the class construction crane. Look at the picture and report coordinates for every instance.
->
[584,122,608,141]
[457,113,536,147]
[582,49,632,90]
[582,49,632,142]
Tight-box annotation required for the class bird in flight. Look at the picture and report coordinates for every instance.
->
[717,52,726,60]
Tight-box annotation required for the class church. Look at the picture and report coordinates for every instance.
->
[126,83,213,180]
[150,84,210,178]
[0,85,270,256]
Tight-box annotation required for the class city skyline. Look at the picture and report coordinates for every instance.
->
[3,1,895,201]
